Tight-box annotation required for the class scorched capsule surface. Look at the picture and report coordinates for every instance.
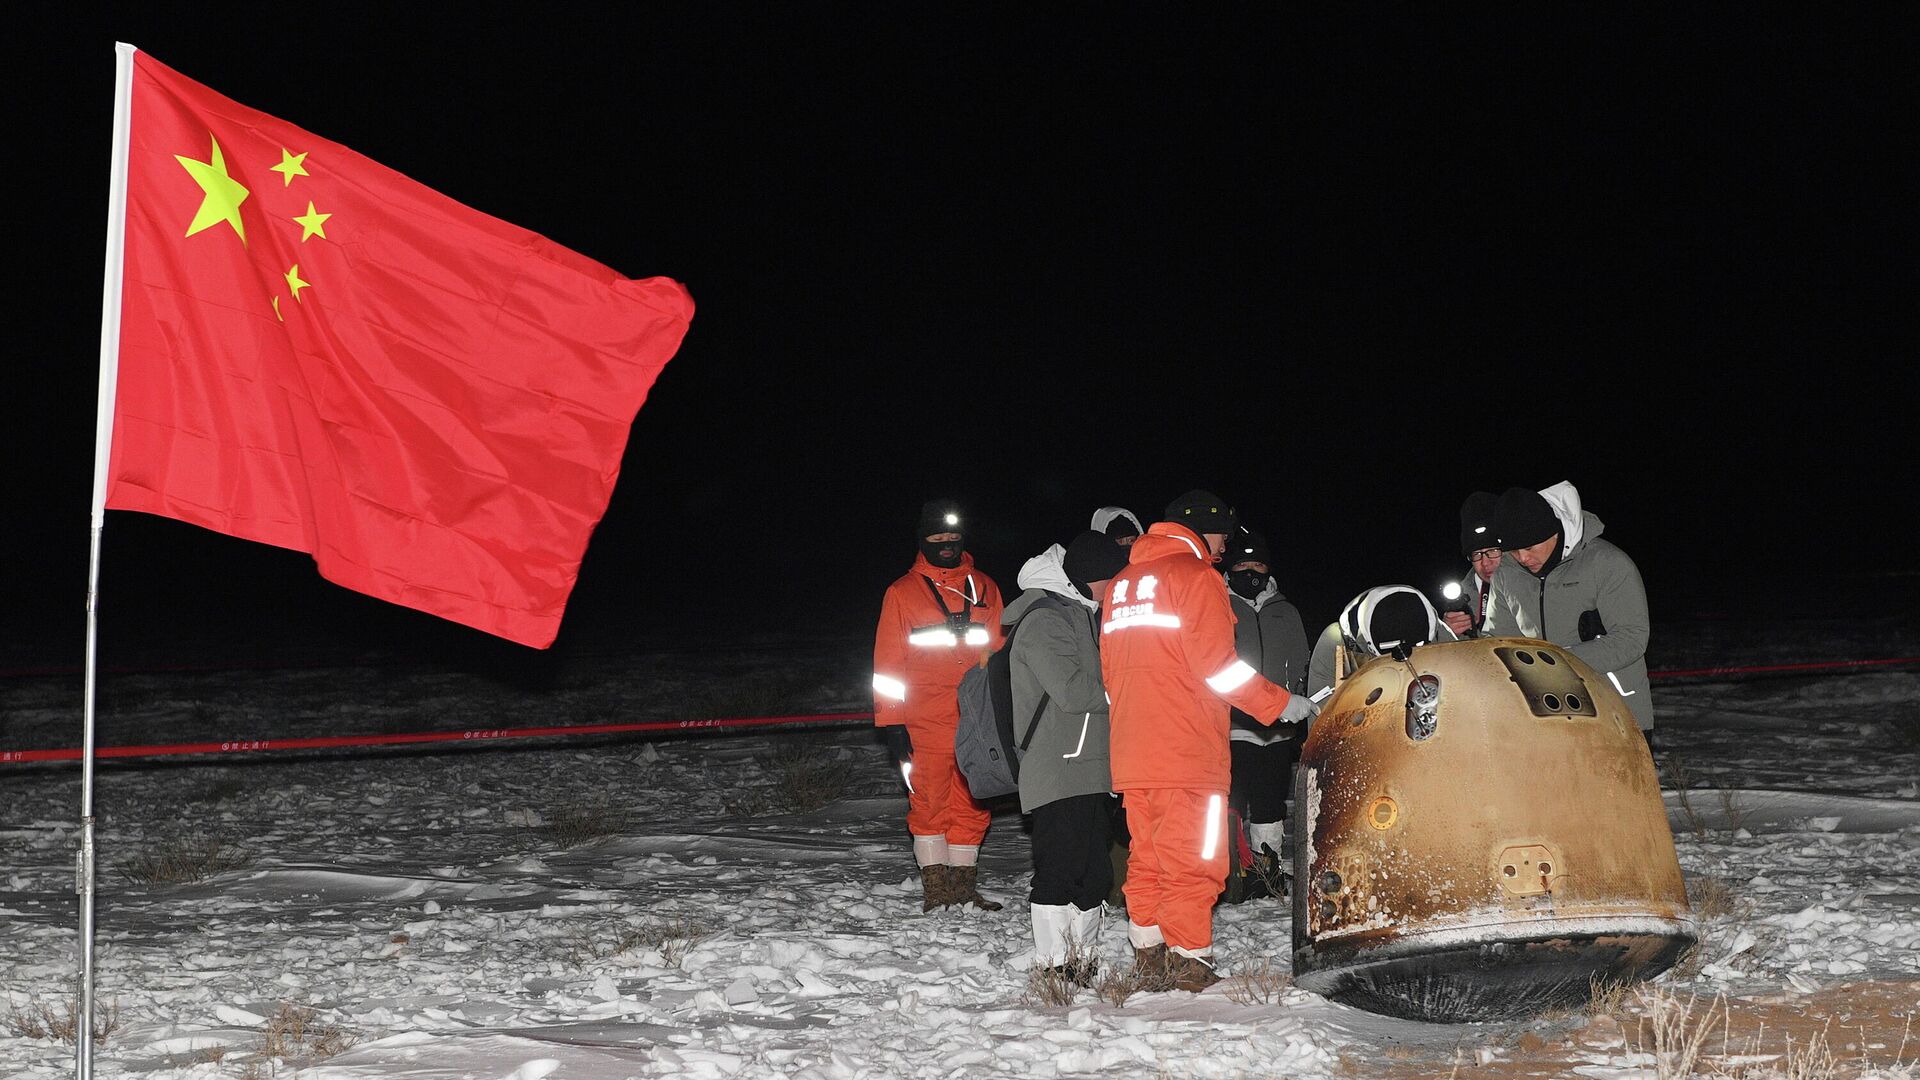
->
[1290,636,1693,1021]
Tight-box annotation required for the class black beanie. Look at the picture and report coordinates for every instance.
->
[1459,491,1500,555]
[1228,527,1271,568]
[1494,487,1559,549]
[916,498,963,539]
[1063,530,1129,589]
[1162,489,1238,536]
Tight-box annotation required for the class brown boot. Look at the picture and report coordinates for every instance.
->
[947,866,1003,911]
[919,865,952,912]
[1168,952,1221,993]
[1130,944,1173,990]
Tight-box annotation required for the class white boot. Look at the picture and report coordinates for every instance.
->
[1247,821,1287,860]
[1064,902,1104,959]
[1030,903,1074,969]
[1062,903,1104,983]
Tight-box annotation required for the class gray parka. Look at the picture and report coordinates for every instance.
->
[1484,481,1654,729]
[1228,577,1310,745]
[1002,545,1113,815]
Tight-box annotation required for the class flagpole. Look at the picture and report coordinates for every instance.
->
[80,42,137,1080]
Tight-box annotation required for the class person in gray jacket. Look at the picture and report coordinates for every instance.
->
[1222,527,1309,901]
[1485,481,1654,738]
[1004,530,1130,982]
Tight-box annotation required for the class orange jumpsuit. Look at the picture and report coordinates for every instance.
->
[1100,522,1292,955]
[872,552,1005,848]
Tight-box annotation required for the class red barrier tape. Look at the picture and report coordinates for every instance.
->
[1648,656,1920,680]
[5,655,1919,765]
[0,711,874,764]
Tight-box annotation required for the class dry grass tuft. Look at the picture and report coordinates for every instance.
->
[1688,875,1754,922]
[119,837,249,884]
[1224,955,1292,1005]
[255,1002,357,1069]
[1629,983,1728,1079]
[165,1043,229,1067]
[571,914,720,968]
[1664,755,1711,840]
[759,740,854,814]
[1716,788,1749,832]
[1775,1027,1837,1080]
[1024,962,1080,1007]
[1587,973,1633,1017]
[1022,937,1099,1007]
[1094,949,1178,1006]
[3,995,121,1044]
[541,798,628,846]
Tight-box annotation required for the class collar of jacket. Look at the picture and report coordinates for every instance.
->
[1131,521,1215,564]
[913,550,976,576]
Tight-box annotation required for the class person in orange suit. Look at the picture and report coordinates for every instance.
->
[873,498,1007,913]
[1100,490,1319,990]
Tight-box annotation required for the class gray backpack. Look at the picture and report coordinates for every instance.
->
[953,613,1048,800]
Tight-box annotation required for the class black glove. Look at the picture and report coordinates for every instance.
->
[1579,609,1607,642]
[881,725,914,765]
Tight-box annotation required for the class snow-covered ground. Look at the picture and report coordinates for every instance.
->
[2,619,1916,1078]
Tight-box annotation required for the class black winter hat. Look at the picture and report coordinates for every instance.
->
[1228,527,1271,568]
[1368,591,1432,651]
[916,498,964,539]
[1459,491,1500,555]
[1494,487,1559,549]
[1063,530,1129,589]
[1162,489,1238,536]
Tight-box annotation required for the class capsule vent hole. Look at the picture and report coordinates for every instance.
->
[1516,651,1535,665]
[1565,694,1582,710]
[1364,687,1383,705]
[1543,693,1562,711]
[1540,652,1558,665]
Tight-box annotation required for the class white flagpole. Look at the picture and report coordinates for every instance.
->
[80,41,137,1080]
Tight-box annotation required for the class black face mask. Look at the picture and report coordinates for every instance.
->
[919,538,964,569]
[1227,569,1268,600]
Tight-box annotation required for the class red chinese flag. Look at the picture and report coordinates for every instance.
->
[108,50,693,648]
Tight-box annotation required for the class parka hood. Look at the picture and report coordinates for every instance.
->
[1006,544,1096,615]
[1538,481,1584,553]
[1090,506,1144,539]
[1130,522,1213,565]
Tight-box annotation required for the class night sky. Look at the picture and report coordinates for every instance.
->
[10,10,1911,672]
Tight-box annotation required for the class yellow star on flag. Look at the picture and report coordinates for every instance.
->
[270,149,310,186]
[293,202,331,242]
[285,264,311,302]
[176,135,250,244]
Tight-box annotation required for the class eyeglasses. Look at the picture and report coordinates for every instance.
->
[1468,548,1504,563]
